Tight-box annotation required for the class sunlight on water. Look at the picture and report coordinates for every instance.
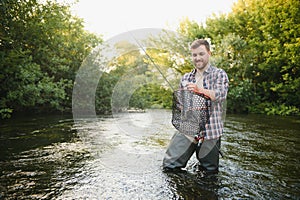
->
[0,111,299,199]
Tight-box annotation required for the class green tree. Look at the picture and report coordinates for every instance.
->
[228,0,300,114]
[0,0,101,118]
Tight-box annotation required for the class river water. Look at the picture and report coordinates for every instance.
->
[0,109,299,199]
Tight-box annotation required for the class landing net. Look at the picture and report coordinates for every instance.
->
[172,90,211,137]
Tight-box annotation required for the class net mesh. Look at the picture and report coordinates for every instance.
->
[172,90,211,137]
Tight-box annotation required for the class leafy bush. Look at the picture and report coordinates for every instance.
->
[227,78,259,113]
[250,102,300,116]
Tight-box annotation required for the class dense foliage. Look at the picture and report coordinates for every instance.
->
[0,0,101,118]
[1,0,299,119]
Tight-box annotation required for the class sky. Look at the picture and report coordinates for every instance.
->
[65,0,237,40]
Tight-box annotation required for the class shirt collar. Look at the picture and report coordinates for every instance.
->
[205,64,213,73]
[191,64,212,75]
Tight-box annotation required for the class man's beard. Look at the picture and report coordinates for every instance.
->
[194,60,207,70]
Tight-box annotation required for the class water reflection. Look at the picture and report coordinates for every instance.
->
[0,111,299,199]
[164,170,220,199]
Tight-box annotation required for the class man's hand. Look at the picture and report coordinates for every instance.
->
[187,83,215,100]
[187,83,200,93]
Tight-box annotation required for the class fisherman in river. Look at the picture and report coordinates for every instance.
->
[163,39,229,175]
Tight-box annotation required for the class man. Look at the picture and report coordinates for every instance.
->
[163,39,229,174]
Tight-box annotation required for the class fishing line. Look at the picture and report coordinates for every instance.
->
[129,32,175,92]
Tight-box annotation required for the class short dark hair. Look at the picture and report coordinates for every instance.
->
[190,39,210,52]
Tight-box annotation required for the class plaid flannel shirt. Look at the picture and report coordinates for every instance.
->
[179,65,229,140]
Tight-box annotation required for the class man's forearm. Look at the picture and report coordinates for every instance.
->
[196,88,216,101]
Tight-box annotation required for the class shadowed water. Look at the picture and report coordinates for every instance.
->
[0,110,299,199]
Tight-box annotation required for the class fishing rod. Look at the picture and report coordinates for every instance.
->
[129,32,175,92]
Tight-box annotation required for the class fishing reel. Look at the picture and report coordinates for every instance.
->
[194,135,204,145]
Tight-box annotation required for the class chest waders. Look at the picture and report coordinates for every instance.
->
[163,90,222,172]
